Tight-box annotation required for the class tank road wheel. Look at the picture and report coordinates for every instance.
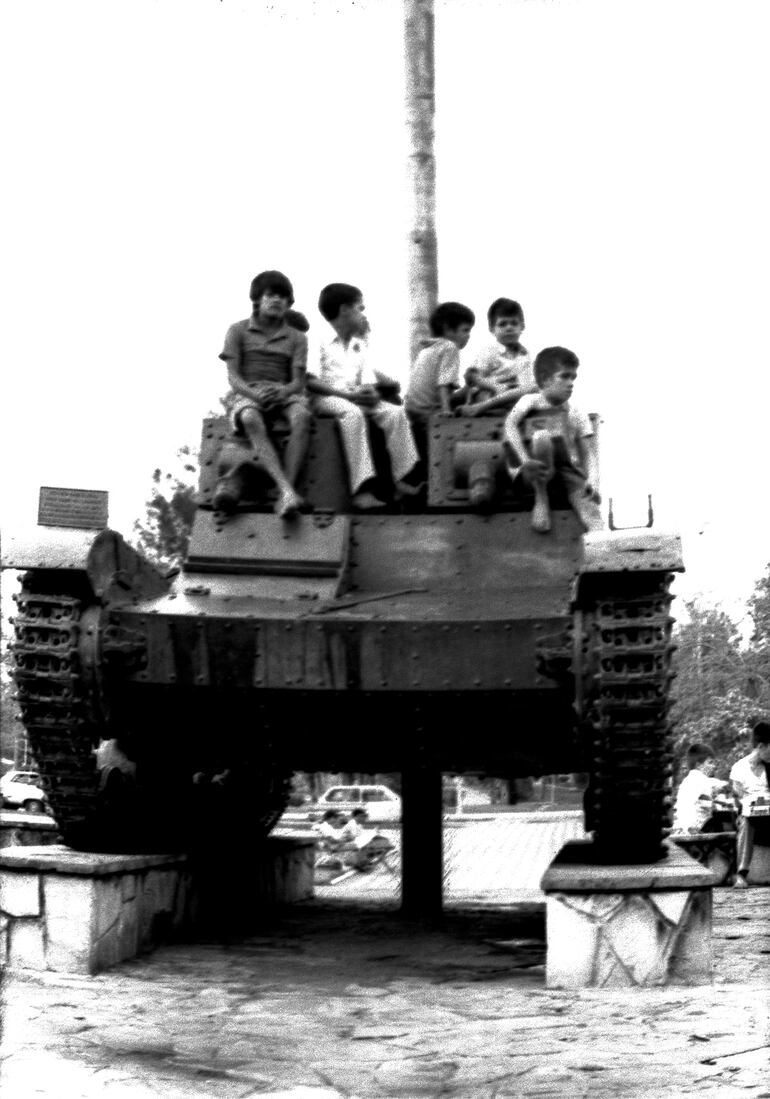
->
[579,572,676,863]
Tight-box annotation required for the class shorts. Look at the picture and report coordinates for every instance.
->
[225,384,309,435]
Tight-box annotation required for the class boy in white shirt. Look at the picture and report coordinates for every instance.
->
[308,283,419,509]
[673,743,730,833]
[462,297,538,416]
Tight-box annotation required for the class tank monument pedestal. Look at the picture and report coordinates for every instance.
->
[540,839,715,988]
[0,836,316,974]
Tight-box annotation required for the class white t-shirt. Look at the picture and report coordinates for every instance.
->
[673,769,723,832]
[729,752,770,816]
[313,334,378,394]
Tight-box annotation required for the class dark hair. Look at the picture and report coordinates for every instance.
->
[686,742,715,767]
[751,721,770,746]
[533,346,580,388]
[285,308,310,333]
[250,270,295,306]
[322,809,341,822]
[487,297,524,328]
[318,283,362,322]
[351,808,368,820]
[429,301,475,337]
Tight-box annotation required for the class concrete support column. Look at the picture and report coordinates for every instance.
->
[400,763,443,918]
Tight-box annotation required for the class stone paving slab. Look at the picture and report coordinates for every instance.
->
[1,888,769,1098]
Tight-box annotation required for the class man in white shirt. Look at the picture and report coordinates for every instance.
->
[309,283,419,509]
[729,721,770,887]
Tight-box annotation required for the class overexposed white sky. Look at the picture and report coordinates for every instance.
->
[1,0,769,624]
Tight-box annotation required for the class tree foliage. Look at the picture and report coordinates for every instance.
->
[670,567,770,780]
[131,447,198,572]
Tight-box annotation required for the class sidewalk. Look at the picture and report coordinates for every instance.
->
[1,883,768,1098]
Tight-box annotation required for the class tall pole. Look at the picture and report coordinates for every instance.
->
[401,0,444,921]
[404,0,439,364]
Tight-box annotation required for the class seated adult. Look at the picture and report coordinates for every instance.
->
[730,720,770,888]
[215,270,311,519]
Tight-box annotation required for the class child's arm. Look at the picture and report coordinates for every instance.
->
[437,384,455,415]
[464,366,496,395]
[277,331,308,398]
[581,434,601,501]
[461,382,539,418]
[504,401,549,481]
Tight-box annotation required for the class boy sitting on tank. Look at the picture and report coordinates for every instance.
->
[215,270,311,519]
[405,301,475,424]
[503,346,603,533]
[461,297,537,417]
[308,282,420,510]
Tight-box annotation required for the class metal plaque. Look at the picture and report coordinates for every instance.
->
[38,487,109,530]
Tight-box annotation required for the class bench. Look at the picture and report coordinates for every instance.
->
[672,831,736,885]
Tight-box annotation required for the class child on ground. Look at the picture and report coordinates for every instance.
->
[462,298,537,416]
[503,346,602,533]
[216,270,311,518]
[404,301,475,422]
[308,283,420,510]
[673,743,730,833]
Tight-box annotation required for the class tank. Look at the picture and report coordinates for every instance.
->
[2,409,683,863]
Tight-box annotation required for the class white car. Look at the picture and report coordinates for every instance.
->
[0,771,49,814]
[315,784,402,823]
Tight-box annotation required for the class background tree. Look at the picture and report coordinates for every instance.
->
[670,600,756,779]
[745,561,770,707]
[131,446,198,573]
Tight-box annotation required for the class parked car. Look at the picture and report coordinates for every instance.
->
[313,784,402,823]
[0,771,49,814]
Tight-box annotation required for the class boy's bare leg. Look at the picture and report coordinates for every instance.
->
[239,407,302,518]
[529,431,554,533]
[282,403,311,493]
[568,487,604,532]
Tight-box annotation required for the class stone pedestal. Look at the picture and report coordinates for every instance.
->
[0,846,194,974]
[0,811,61,850]
[540,839,715,988]
[255,833,317,902]
[0,835,317,974]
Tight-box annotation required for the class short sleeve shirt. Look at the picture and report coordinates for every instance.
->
[673,769,722,831]
[729,753,770,816]
[220,316,308,386]
[405,338,461,416]
[510,392,593,470]
[314,335,377,394]
[470,344,534,391]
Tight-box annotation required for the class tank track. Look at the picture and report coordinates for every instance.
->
[11,576,104,849]
[11,573,292,852]
[582,572,676,862]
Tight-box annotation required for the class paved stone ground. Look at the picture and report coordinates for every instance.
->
[1,815,769,1099]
